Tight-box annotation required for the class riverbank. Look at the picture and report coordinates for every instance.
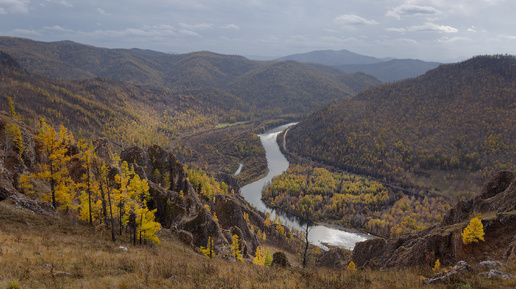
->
[241,123,373,250]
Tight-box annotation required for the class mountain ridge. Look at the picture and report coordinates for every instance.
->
[0,36,381,119]
[277,49,441,82]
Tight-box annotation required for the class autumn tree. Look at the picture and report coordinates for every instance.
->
[200,236,215,258]
[230,234,243,262]
[347,261,356,271]
[7,96,15,117]
[462,217,485,244]
[253,246,265,266]
[36,119,76,210]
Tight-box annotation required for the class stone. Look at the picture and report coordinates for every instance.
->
[178,230,194,245]
[423,261,472,285]
[478,269,516,280]
[478,260,504,270]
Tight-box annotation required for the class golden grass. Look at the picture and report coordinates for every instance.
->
[1,200,515,289]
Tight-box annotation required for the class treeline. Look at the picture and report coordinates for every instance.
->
[19,119,161,244]
[262,165,450,237]
[287,56,516,191]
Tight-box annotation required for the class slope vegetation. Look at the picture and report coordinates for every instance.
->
[0,37,380,119]
[287,55,516,194]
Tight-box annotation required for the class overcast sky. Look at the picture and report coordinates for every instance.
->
[0,0,514,61]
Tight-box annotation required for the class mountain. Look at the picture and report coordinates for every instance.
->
[285,55,516,193]
[0,37,381,119]
[0,51,214,148]
[335,59,441,82]
[275,49,384,66]
[277,49,441,82]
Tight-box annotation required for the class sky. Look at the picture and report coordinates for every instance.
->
[0,0,514,62]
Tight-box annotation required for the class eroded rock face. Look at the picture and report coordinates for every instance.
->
[212,194,260,258]
[120,145,245,253]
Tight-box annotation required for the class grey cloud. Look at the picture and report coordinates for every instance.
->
[386,5,441,19]
[179,23,213,30]
[334,14,379,26]
[0,0,30,14]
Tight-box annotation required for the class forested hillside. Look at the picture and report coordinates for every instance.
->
[0,51,216,147]
[0,51,269,184]
[286,55,516,195]
[0,37,380,120]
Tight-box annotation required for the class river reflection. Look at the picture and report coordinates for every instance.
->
[240,123,372,250]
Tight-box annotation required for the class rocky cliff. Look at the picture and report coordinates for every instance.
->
[0,112,275,260]
[352,171,516,269]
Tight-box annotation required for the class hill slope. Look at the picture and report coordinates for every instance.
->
[335,59,440,82]
[286,55,516,193]
[0,37,381,119]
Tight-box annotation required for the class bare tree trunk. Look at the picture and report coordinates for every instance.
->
[302,222,310,267]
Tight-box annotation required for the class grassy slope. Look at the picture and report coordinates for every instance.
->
[2,200,515,289]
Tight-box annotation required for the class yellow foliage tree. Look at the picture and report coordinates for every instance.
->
[253,246,265,266]
[200,236,215,258]
[36,120,76,210]
[347,261,356,271]
[432,259,441,273]
[462,217,485,244]
[230,234,243,262]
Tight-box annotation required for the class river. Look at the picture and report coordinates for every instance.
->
[240,123,372,250]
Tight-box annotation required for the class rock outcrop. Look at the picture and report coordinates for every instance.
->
[352,171,516,269]
[316,246,351,268]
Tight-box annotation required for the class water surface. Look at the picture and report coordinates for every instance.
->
[240,123,372,250]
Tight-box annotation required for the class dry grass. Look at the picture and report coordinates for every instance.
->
[1,200,515,289]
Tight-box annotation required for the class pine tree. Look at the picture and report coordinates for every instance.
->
[36,120,76,210]
[432,259,441,273]
[200,236,215,258]
[462,217,485,244]
[7,96,15,117]
[253,246,265,266]
[264,248,272,266]
[230,234,243,262]
[4,123,24,156]
[347,261,356,271]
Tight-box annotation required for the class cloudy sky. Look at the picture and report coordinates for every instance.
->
[0,0,514,61]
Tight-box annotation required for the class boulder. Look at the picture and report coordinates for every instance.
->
[478,269,516,280]
[478,260,504,270]
[423,261,472,285]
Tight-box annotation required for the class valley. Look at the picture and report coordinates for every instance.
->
[0,36,515,288]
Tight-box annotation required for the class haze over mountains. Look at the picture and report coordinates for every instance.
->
[277,49,441,82]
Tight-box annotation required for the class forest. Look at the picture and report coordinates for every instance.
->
[286,55,516,195]
[262,165,450,237]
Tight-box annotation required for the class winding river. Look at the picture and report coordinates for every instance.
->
[240,123,372,250]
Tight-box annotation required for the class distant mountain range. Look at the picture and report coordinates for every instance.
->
[276,49,441,82]
[0,37,380,119]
